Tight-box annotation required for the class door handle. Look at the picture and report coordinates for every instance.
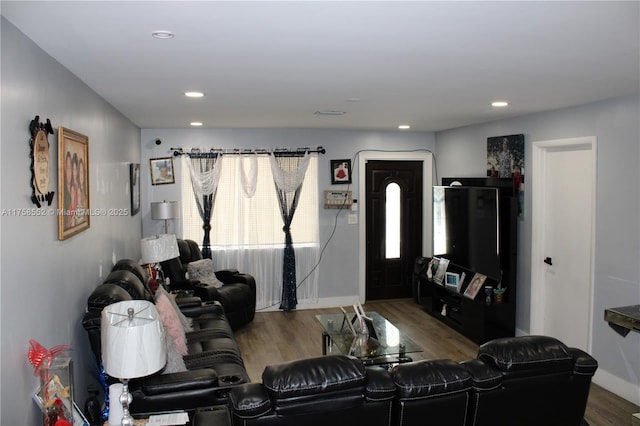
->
[544,257,553,266]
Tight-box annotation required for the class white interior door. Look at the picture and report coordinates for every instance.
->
[531,137,595,352]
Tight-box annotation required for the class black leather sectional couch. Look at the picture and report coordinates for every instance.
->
[82,259,251,414]
[226,336,598,426]
[83,260,598,425]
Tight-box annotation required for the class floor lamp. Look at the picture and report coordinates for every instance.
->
[101,300,166,426]
[151,201,180,234]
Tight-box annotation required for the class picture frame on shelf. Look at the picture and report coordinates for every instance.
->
[150,157,175,185]
[57,127,90,240]
[445,272,461,291]
[463,273,487,300]
[426,257,439,280]
[433,258,449,284]
[330,159,352,184]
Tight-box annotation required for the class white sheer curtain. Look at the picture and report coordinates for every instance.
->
[182,154,319,310]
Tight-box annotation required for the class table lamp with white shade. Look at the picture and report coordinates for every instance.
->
[140,234,179,291]
[101,300,166,426]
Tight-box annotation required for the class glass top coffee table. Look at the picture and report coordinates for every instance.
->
[316,311,421,366]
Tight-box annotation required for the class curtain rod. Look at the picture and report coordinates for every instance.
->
[169,146,326,157]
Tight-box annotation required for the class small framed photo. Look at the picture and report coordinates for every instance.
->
[463,273,487,300]
[150,157,175,185]
[331,159,352,184]
[445,272,460,289]
[433,257,449,285]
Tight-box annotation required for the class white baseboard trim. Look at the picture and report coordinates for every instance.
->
[256,296,359,312]
[593,369,640,406]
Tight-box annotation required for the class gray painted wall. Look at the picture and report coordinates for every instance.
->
[435,94,640,404]
[140,128,436,303]
[1,18,142,425]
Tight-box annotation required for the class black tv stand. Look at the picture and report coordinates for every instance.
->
[416,177,518,344]
[417,263,514,344]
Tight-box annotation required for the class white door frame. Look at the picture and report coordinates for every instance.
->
[530,136,596,351]
[358,151,434,302]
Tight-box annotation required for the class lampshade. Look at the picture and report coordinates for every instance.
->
[151,201,180,220]
[101,300,166,379]
[140,234,179,264]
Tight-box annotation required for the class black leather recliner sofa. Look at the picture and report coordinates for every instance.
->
[82,259,249,415]
[161,239,256,330]
[228,354,397,426]
[86,261,597,424]
[226,336,598,426]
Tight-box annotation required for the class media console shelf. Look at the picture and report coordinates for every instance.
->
[417,262,515,344]
[416,177,518,344]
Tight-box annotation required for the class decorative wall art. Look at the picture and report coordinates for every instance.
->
[58,127,90,240]
[487,133,525,218]
[330,159,352,184]
[28,116,55,207]
[150,157,175,185]
[130,163,140,215]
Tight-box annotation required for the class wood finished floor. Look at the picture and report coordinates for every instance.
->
[233,298,639,426]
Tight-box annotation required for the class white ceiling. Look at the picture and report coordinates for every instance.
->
[3,1,639,132]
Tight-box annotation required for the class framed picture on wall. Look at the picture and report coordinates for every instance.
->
[150,157,175,185]
[487,133,525,219]
[57,127,90,240]
[486,133,524,179]
[330,159,352,184]
[130,163,140,215]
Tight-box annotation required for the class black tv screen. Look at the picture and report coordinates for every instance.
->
[432,186,501,280]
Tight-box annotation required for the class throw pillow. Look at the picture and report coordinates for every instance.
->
[155,286,193,333]
[155,290,189,356]
[187,258,224,289]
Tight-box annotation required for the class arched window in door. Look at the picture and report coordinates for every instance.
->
[385,182,401,259]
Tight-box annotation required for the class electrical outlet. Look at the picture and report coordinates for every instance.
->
[348,214,358,225]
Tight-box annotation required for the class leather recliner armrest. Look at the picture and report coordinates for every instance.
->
[215,269,240,282]
[179,300,225,318]
[140,369,219,396]
[170,278,202,291]
[364,366,396,402]
[176,296,204,308]
[567,347,598,376]
[461,359,503,391]
[229,383,273,419]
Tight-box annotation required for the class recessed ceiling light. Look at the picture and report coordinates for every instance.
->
[185,91,205,98]
[190,122,203,127]
[152,30,174,39]
[314,110,346,116]
[398,124,411,130]
[491,101,509,107]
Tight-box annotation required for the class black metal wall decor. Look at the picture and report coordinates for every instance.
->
[29,115,55,207]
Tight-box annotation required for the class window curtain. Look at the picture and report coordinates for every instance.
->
[269,151,311,311]
[184,152,222,259]
[181,154,319,310]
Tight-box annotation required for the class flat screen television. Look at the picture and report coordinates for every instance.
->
[432,186,501,280]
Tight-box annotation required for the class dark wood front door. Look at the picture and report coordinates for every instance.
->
[366,161,423,300]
